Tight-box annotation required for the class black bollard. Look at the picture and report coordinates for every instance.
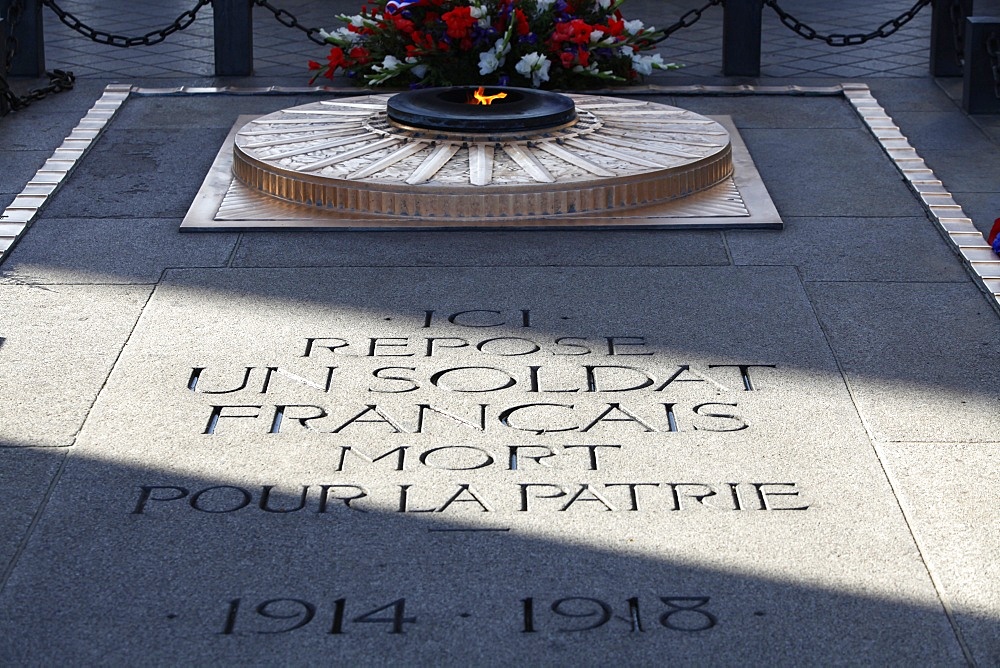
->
[214,0,254,76]
[1,0,45,77]
[930,0,973,76]
[962,16,1000,113]
[1,18,8,116]
[723,0,763,77]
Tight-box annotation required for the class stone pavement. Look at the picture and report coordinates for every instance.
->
[1,0,999,664]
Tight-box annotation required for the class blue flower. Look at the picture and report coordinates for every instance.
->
[993,235,1000,255]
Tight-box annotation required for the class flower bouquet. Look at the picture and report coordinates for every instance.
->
[308,0,678,89]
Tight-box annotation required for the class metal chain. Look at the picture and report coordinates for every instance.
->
[649,0,724,45]
[253,0,326,46]
[763,0,932,47]
[2,0,75,116]
[41,0,212,48]
[987,31,1000,99]
[3,69,75,114]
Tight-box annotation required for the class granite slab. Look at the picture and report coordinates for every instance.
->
[0,448,65,574]
[0,284,152,447]
[806,281,1000,443]
[878,442,1000,665]
[0,217,238,284]
[727,216,969,282]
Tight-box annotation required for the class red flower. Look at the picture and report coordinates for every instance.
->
[551,19,593,47]
[391,14,416,34]
[442,6,477,39]
[307,60,322,70]
[327,46,347,70]
[349,46,371,65]
[410,31,438,53]
[559,51,575,68]
[513,8,530,36]
[604,18,625,37]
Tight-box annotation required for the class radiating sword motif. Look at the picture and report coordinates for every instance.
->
[533,141,615,176]
[264,133,382,160]
[241,128,369,149]
[573,133,705,160]
[562,138,675,169]
[406,144,462,184]
[502,144,555,183]
[300,137,402,172]
[469,143,495,186]
[239,124,360,136]
[348,141,426,179]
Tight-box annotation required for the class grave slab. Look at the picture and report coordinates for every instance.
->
[0,266,964,663]
[878,443,1000,665]
[0,284,152,447]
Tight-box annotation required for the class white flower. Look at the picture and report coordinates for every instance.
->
[623,19,645,35]
[515,52,551,87]
[469,4,492,27]
[589,29,605,43]
[493,36,511,58]
[630,52,665,75]
[373,55,402,72]
[597,0,612,8]
[347,14,368,27]
[479,35,512,75]
[479,50,501,75]
[335,27,360,43]
[533,0,556,15]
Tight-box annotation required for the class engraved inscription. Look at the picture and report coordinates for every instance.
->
[214,595,716,636]
[131,482,809,515]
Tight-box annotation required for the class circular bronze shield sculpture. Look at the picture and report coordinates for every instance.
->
[231,91,734,220]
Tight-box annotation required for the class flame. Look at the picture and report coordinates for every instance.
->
[471,86,508,105]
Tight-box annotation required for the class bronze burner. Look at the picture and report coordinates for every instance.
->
[386,86,577,133]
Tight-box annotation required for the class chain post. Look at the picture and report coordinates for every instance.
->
[963,16,1000,112]
[930,0,971,75]
[214,0,254,76]
[723,0,763,76]
[989,30,1000,97]
[3,0,43,76]
[0,16,9,116]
